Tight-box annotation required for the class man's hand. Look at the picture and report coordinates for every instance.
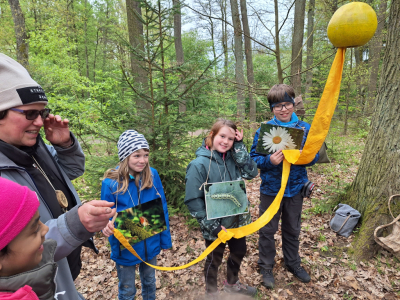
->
[44,114,72,147]
[270,150,284,165]
[78,200,116,233]
[102,220,115,237]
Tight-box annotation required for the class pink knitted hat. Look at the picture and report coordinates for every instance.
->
[0,177,40,250]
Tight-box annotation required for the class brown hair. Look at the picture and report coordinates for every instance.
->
[267,84,295,104]
[103,149,153,195]
[204,118,237,148]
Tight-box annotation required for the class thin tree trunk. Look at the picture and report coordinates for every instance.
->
[240,0,255,122]
[230,0,246,120]
[274,0,283,84]
[305,0,315,103]
[173,0,186,113]
[8,0,29,68]
[342,0,400,260]
[290,0,306,97]
[219,0,228,79]
[366,0,388,114]
[126,0,150,110]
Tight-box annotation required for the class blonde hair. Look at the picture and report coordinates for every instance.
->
[103,149,153,194]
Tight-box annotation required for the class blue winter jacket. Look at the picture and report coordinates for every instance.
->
[101,167,172,266]
[250,119,319,197]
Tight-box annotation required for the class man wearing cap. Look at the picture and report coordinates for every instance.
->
[0,53,116,299]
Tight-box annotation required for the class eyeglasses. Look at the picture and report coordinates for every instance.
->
[272,103,294,111]
[9,108,51,120]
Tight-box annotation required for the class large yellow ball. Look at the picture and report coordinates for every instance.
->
[327,2,377,48]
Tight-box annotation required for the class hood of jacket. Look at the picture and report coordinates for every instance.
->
[0,239,58,300]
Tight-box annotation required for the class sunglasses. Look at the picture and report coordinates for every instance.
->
[9,108,51,120]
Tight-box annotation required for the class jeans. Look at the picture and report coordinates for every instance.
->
[204,237,247,293]
[258,193,303,269]
[116,256,157,300]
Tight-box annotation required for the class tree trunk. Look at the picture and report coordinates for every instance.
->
[274,0,283,84]
[126,0,150,111]
[172,0,186,113]
[8,0,29,68]
[305,0,315,103]
[290,0,306,97]
[341,0,400,260]
[239,0,255,122]
[366,0,388,114]
[230,0,245,120]
[220,0,228,78]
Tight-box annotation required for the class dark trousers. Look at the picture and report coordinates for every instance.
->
[204,237,247,293]
[258,193,303,270]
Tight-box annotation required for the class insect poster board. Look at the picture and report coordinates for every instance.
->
[256,123,304,155]
[114,198,166,249]
[204,180,249,220]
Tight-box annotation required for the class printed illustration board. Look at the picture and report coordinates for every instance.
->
[256,123,304,155]
[114,198,166,249]
[205,180,249,220]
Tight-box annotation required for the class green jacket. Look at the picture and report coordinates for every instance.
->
[184,140,258,241]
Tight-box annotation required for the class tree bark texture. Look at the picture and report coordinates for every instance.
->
[239,0,255,122]
[126,0,150,110]
[342,0,400,260]
[305,0,315,103]
[219,0,228,78]
[274,0,283,84]
[230,0,245,119]
[172,0,186,113]
[366,0,388,114]
[290,0,306,97]
[8,0,29,68]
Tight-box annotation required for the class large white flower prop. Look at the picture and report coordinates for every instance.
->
[262,127,296,152]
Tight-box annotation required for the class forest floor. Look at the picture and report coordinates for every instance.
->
[75,129,400,300]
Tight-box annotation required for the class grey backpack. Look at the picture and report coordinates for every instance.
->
[330,204,361,237]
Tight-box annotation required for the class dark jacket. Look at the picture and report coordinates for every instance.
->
[0,134,92,300]
[0,240,58,300]
[101,167,172,266]
[184,140,258,241]
[250,119,319,197]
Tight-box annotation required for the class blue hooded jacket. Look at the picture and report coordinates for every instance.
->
[101,167,172,266]
[250,116,319,197]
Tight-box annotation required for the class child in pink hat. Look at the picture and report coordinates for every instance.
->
[0,177,56,300]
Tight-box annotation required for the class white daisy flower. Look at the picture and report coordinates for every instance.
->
[262,127,296,152]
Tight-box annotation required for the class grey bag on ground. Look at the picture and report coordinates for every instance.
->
[317,142,330,163]
[330,204,361,237]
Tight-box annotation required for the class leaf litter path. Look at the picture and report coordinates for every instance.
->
[76,172,400,300]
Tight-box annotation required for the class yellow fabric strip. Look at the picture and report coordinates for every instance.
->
[113,48,346,271]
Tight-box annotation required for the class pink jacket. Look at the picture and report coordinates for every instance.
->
[0,286,39,300]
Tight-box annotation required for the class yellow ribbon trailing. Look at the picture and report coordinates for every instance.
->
[114,48,346,271]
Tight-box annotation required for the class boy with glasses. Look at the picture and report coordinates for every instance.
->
[250,84,319,289]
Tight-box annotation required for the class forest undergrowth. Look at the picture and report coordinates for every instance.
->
[75,124,400,299]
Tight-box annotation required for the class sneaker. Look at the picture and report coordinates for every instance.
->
[285,265,311,283]
[260,268,275,289]
[223,280,257,297]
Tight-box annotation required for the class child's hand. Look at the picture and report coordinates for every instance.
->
[235,129,244,142]
[270,150,284,165]
[221,225,228,232]
[102,220,115,237]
